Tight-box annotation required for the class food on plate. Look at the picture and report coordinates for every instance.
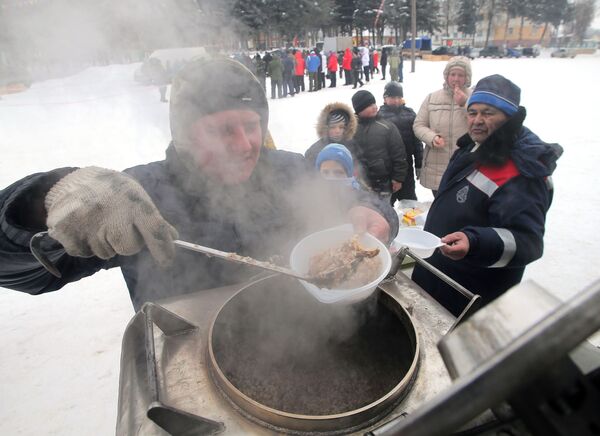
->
[308,235,382,289]
[402,207,424,226]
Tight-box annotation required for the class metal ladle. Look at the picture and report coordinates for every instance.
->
[29,232,349,287]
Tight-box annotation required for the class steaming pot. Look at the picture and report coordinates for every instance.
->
[116,273,457,435]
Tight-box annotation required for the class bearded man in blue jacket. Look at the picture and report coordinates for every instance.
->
[0,57,398,310]
[412,74,563,317]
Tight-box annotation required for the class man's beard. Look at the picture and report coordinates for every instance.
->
[473,107,526,167]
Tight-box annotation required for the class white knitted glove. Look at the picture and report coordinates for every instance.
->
[45,167,178,266]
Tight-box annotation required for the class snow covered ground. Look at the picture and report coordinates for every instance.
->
[1,52,599,435]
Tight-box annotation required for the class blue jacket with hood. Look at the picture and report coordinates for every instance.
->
[412,107,563,316]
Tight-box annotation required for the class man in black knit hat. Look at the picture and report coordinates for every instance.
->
[0,57,399,310]
[378,81,423,203]
[351,89,408,202]
[412,74,563,317]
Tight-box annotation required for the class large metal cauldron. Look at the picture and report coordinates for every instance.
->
[116,273,456,436]
[208,276,419,433]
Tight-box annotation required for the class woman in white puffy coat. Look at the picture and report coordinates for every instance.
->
[413,56,472,195]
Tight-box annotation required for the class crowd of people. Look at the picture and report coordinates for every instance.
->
[235,44,405,99]
[0,52,562,320]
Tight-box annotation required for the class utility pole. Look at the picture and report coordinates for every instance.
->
[411,0,416,72]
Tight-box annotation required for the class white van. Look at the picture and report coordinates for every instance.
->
[134,47,207,84]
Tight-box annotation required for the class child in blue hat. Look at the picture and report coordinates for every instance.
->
[315,144,360,190]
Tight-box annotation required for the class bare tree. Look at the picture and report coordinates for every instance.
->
[572,0,595,43]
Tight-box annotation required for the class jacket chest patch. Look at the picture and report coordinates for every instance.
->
[456,185,469,203]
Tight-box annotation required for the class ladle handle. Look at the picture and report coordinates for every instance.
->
[389,247,482,331]
[28,232,311,282]
[174,239,311,281]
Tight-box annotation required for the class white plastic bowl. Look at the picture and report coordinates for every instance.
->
[289,225,391,305]
[393,228,444,258]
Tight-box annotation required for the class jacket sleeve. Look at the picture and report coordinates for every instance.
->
[387,122,408,183]
[355,189,399,242]
[413,133,424,168]
[461,176,551,268]
[0,169,113,295]
[413,94,437,146]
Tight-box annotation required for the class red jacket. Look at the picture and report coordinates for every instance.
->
[327,53,338,72]
[342,48,352,70]
[373,51,379,67]
[294,52,305,75]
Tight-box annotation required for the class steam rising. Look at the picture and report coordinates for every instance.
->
[210,276,415,415]
[1,0,243,79]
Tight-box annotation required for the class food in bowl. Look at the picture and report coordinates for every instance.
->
[401,207,424,226]
[308,235,381,289]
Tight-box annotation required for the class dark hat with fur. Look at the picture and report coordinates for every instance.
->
[169,57,268,147]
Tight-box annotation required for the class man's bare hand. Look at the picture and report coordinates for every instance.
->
[391,180,402,193]
[440,232,469,260]
[349,206,391,243]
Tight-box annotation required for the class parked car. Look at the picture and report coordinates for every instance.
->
[467,47,481,59]
[551,48,577,58]
[479,46,505,58]
[431,46,458,56]
[521,47,540,58]
[505,48,522,58]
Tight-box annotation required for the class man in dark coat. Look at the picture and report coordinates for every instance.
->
[380,47,388,80]
[351,49,364,89]
[267,53,283,99]
[0,57,398,311]
[351,90,408,200]
[252,53,266,91]
[377,81,423,203]
[412,74,563,316]
[148,58,170,102]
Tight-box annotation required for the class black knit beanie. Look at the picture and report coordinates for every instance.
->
[352,90,376,114]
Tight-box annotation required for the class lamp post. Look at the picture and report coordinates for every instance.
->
[411,0,416,72]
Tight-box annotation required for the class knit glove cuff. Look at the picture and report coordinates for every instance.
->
[45,166,178,266]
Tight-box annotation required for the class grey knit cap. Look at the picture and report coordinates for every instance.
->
[169,56,269,147]
[443,56,472,87]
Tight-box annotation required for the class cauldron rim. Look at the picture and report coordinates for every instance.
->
[207,274,420,432]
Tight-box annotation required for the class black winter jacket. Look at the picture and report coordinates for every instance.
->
[0,145,398,310]
[353,116,408,193]
[377,104,423,170]
[412,108,563,316]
